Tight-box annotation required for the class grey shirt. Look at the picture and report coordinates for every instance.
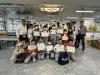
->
[78,25,87,35]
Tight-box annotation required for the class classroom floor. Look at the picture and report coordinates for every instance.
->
[0,46,100,75]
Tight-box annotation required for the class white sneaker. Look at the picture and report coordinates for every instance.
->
[33,58,36,62]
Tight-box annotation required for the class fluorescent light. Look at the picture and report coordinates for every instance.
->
[40,8,61,12]
[66,17,78,19]
[39,4,64,12]
[76,10,94,13]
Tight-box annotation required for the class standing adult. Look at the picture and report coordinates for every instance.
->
[76,21,87,51]
[16,19,27,41]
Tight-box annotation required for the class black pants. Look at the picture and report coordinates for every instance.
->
[76,34,85,50]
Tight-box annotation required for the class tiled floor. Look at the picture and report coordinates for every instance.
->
[0,46,100,75]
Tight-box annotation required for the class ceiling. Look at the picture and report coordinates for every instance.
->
[0,0,100,18]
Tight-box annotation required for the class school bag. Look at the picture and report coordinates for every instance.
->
[58,52,69,65]
[15,53,27,63]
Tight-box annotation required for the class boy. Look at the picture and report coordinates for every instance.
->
[54,39,65,61]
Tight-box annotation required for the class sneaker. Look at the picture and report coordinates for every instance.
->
[33,58,36,62]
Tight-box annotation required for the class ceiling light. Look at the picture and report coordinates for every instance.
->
[39,4,64,12]
[76,10,94,13]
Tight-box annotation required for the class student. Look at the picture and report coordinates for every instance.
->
[62,29,68,46]
[66,40,76,62]
[27,24,33,44]
[37,38,46,60]
[54,39,65,61]
[68,28,74,41]
[49,25,57,45]
[46,41,54,59]
[24,40,37,64]
[33,25,40,44]
[41,25,49,45]
[57,26,63,42]
[10,39,28,63]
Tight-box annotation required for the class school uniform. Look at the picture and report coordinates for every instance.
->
[27,28,33,44]
[49,29,57,45]
[41,31,49,45]
[54,44,65,61]
[37,43,46,59]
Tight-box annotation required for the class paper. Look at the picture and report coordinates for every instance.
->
[50,30,56,35]
[41,32,49,37]
[28,45,36,51]
[57,29,63,34]
[46,45,53,51]
[67,46,75,53]
[62,35,68,40]
[34,31,40,36]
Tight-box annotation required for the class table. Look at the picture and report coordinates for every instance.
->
[0,35,18,49]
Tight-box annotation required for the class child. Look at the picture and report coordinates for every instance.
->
[10,40,28,62]
[41,25,49,45]
[37,38,46,60]
[57,26,63,42]
[66,40,76,62]
[54,39,65,61]
[49,25,57,45]
[46,41,54,59]
[33,25,40,44]
[27,25,33,44]
[62,29,68,46]
[24,40,37,64]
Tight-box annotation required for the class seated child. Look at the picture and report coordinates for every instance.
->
[62,29,68,46]
[54,39,65,61]
[10,40,28,62]
[46,41,54,59]
[24,40,37,64]
[66,40,76,62]
[37,38,46,60]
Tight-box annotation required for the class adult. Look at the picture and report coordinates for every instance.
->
[76,21,87,51]
[16,19,27,41]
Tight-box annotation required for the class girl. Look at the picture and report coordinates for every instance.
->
[62,29,68,46]
[27,24,33,44]
[66,40,76,62]
[46,41,54,59]
[24,40,37,64]
[10,39,28,63]
[33,25,40,44]
[37,38,46,60]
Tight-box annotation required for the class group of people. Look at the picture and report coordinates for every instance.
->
[10,19,87,65]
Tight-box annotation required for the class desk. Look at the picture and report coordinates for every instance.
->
[0,35,18,49]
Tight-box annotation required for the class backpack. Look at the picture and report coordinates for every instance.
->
[15,53,27,63]
[58,52,69,65]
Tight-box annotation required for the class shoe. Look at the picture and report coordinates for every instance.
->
[33,58,36,62]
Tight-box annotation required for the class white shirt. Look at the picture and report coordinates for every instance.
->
[16,24,27,38]
[37,43,45,51]
[27,28,33,39]
[54,44,65,53]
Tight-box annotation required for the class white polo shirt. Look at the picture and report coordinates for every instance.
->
[16,24,27,38]
[54,44,65,53]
